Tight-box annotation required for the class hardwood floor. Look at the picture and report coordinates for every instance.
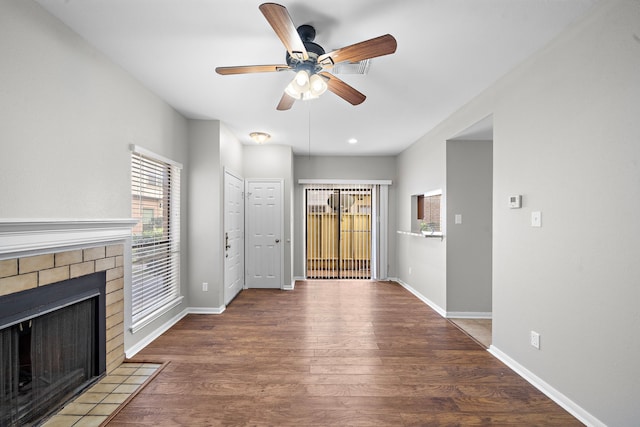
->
[110,280,582,426]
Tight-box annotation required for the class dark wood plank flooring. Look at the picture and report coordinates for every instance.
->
[110,280,582,426]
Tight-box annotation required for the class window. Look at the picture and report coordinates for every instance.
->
[418,191,442,233]
[131,146,182,332]
[412,189,443,235]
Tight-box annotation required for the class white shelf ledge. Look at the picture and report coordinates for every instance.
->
[396,230,445,240]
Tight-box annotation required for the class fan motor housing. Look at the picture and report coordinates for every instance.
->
[286,25,325,74]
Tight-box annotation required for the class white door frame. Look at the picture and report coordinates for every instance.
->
[299,179,391,280]
[245,178,284,289]
[223,168,244,305]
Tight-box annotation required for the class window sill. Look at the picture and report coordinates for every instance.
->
[396,230,445,240]
[130,295,184,334]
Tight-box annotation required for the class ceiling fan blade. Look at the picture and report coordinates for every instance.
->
[318,34,397,67]
[277,92,296,111]
[215,64,290,75]
[259,3,308,61]
[319,72,366,106]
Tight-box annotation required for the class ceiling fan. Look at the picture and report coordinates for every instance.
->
[215,3,397,111]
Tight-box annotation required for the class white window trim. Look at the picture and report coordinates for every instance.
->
[129,295,184,334]
[130,145,182,333]
[130,144,183,169]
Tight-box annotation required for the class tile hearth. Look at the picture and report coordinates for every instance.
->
[0,220,141,426]
[42,362,163,427]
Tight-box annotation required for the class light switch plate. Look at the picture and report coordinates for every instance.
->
[531,211,542,227]
[454,214,462,224]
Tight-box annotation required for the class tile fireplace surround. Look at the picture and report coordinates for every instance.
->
[0,219,138,375]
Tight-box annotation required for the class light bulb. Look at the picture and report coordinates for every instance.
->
[309,74,328,96]
[295,70,309,86]
[302,91,319,101]
[284,81,300,98]
[292,70,310,93]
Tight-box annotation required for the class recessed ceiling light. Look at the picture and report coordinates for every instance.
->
[347,138,358,144]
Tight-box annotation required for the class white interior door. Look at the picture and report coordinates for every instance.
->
[224,170,244,305]
[246,180,283,288]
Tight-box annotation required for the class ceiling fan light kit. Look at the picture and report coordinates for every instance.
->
[284,70,328,100]
[215,3,397,110]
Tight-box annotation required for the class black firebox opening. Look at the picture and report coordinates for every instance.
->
[0,271,106,426]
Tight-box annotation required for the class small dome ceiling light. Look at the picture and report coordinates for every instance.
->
[250,132,271,144]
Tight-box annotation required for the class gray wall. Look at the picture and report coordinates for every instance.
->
[293,156,397,278]
[491,2,639,423]
[396,134,448,309]
[187,120,223,308]
[446,140,492,314]
[0,0,190,351]
[188,120,245,307]
[395,1,640,424]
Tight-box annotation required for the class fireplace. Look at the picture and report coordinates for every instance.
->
[0,219,136,426]
[0,272,106,425]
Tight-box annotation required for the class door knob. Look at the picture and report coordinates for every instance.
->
[275,239,280,243]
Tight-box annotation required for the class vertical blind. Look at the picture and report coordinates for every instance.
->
[305,184,372,279]
[131,148,181,329]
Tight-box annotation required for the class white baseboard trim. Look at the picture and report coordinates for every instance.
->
[126,307,189,358]
[488,345,605,427]
[391,277,447,318]
[283,278,298,290]
[189,306,225,315]
[125,305,225,358]
[392,279,601,425]
[284,276,306,290]
[446,311,492,319]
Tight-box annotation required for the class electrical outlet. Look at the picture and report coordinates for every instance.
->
[530,331,540,349]
[202,282,208,292]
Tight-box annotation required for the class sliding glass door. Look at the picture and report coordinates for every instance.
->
[305,185,372,279]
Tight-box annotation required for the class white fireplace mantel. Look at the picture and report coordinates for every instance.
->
[0,219,138,259]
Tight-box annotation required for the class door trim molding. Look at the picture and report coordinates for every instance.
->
[298,179,392,185]
[223,168,245,305]
[224,167,243,181]
[245,178,285,289]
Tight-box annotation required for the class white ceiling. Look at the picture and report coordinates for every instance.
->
[35,0,598,156]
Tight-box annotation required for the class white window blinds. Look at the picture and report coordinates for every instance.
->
[304,184,373,280]
[131,146,182,331]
